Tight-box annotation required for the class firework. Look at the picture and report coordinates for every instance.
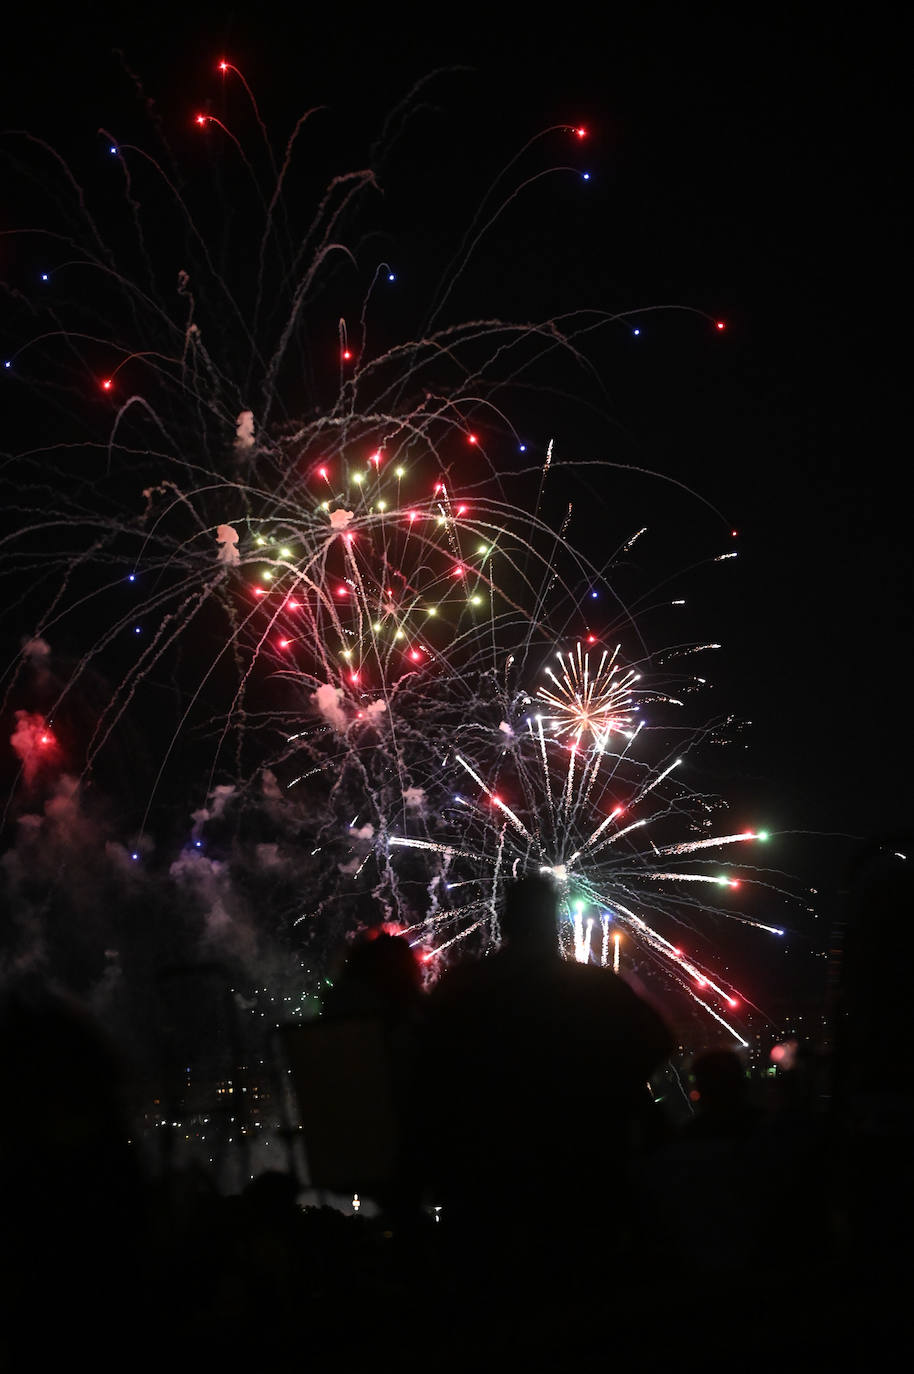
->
[535,641,637,743]
[387,639,786,1045]
[0,60,790,1044]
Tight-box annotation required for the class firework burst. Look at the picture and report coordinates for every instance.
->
[535,641,637,743]
[0,60,795,1043]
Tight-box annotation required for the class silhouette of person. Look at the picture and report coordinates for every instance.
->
[415,874,673,1299]
[686,1047,763,1140]
[321,927,423,1030]
[830,835,914,1287]
[0,984,152,1369]
[285,930,426,1228]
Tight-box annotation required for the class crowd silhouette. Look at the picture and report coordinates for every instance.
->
[2,849,912,1368]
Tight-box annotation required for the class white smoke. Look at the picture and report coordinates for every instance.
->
[90,950,123,1014]
[339,822,375,875]
[329,507,354,530]
[312,683,348,733]
[191,784,237,838]
[261,769,283,800]
[21,636,51,663]
[362,699,387,723]
[169,848,257,963]
[215,524,240,566]
[255,843,284,869]
[403,786,426,811]
[234,410,255,451]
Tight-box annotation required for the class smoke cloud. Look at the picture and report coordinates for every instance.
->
[312,683,348,733]
[215,524,240,566]
[10,710,57,786]
[234,410,255,451]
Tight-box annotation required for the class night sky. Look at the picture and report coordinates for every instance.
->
[1,7,909,1036]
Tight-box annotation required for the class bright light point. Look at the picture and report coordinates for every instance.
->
[727,998,739,1008]
[372,622,381,632]
[377,500,386,510]
[590,590,598,598]
[279,639,290,649]
[353,473,364,484]
[716,877,728,886]
[716,321,726,330]
[575,127,586,138]
[427,607,437,616]
[350,673,359,683]
[342,649,352,659]
[410,650,420,660]
[471,596,482,606]
[279,547,291,557]
[288,601,300,610]
[102,379,113,391]
[40,273,49,282]
[519,443,527,452]
[582,172,591,180]
[128,573,135,582]
[256,536,266,545]
[729,880,740,889]
[478,545,489,555]
[408,512,417,522]
[370,451,381,464]
[195,115,207,127]
[632,328,640,336]
[263,571,273,581]
[254,588,267,596]
[587,634,596,644]
[395,467,405,477]
[388,273,395,282]
[437,516,446,526]
[320,501,329,510]
[318,467,328,479]
[457,505,467,515]
[395,629,405,639]
[434,483,444,493]
[468,433,478,445]
[131,853,140,861]
[3,361,10,368]
[134,626,141,634]
[342,349,352,360]
[757,830,769,841]
[337,586,347,596]
[109,146,117,154]
[218,61,228,71]
[731,529,738,537]
[452,565,464,577]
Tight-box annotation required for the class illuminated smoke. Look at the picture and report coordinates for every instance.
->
[312,683,348,733]
[10,710,56,787]
[215,524,240,566]
[234,409,255,451]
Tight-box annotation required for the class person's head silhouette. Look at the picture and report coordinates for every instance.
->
[692,1048,746,1113]
[500,874,560,956]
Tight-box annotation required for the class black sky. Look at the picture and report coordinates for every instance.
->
[1,6,910,1012]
